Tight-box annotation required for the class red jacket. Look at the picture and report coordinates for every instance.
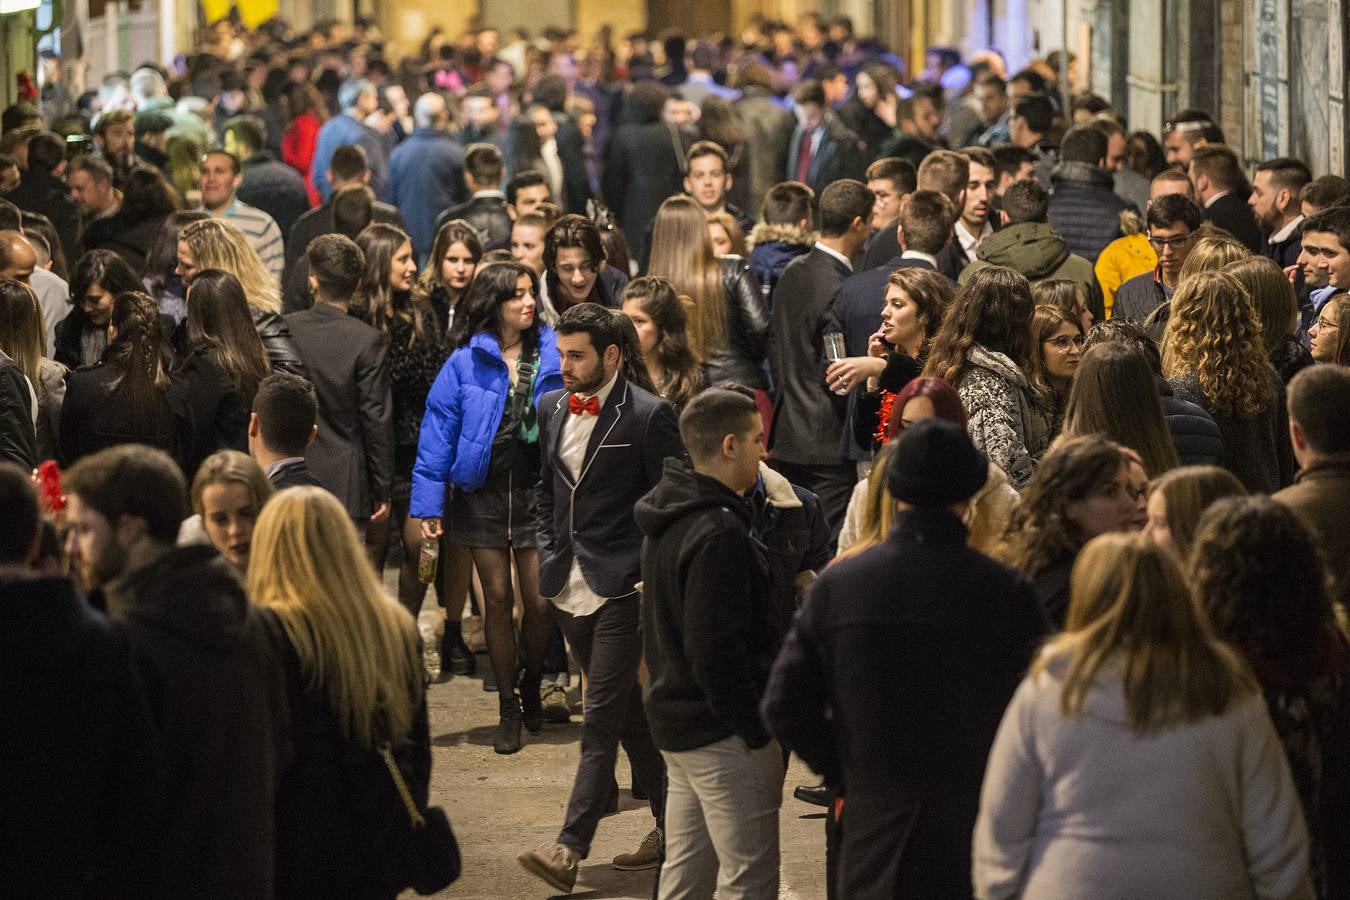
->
[282,112,322,208]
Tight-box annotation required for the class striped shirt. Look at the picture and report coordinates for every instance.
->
[213,198,285,283]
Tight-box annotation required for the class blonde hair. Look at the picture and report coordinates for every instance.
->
[1146,465,1246,558]
[190,449,274,517]
[180,218,281,312]
[1176,232,1250,281]
[1161,270,1274,417]
[1225,255,1299,352]
[1030,532,1256,733]
[247,487,423,749]
[835,442,899,562]
[648,195,727,361]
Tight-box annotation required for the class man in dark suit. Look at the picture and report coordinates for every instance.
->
[435,142,512,252]
[786,79,869,198]
[603,80,689,269]
[518,303,682,894]
[1190,144,1263,252]
[531,75,593,216]
[762,420,1048,899]
[283,235,392,525]
[247,372,324,490]
[769,180,873,540]
[1250,156,1313,268]
[284,144,404,289]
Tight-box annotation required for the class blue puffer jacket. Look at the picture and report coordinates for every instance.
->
[410,326,562,517]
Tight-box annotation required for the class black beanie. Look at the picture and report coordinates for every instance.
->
[886,418,988,507]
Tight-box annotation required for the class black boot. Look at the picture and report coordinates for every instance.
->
[494,695,523,755]
[441,622,475,677]
[519,671,544,733]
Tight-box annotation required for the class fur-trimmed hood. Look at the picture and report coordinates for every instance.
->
[747,222,818,250]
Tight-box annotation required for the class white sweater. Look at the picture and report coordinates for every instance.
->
[973,655,1313,900]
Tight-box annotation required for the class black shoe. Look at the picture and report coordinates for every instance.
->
[443,635,475,676]
[793,783,833,808]
[481,663,497,693]
[494,697,523,755]
[519,672,543,733]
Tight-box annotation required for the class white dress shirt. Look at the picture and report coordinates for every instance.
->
[548,370,620,617]
[813,241,853,272]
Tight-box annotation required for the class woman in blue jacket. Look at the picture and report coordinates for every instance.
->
[413,261,562,755]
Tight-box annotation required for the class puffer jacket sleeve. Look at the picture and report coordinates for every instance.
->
[724,256,770,367]
[961,370,1036,490]
[252,309,309,377]
[410,355,465,519]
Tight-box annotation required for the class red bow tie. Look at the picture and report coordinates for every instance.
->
[568,394,600,416]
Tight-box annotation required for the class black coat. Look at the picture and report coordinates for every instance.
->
[636,459,774,752]
[101,545,289,900]
[768,246,850,465]
[0,350,35,469]
[536,374,684,599]
[268,457,325,490]
[172,346,250,478]
[604,120,689,267]
[239,153,311,247]
[1157,376,1225,467]
[762,508,1049,899]
[1047,161,1133,263]
[1169,369,1294,492]
[3,168,81,266]
[838,97,895,158]
[284,197,405,289]
[434,194,511,252]
[554,112,593,215]
[78,208,168,277]
[250,306,308,377]
[1205,192,1264,253]
[787,115,869,196]
[0,576,162,899]
[58,361,191,469]
[705,255,771,389]
[285,303,393,519]
[1113,270,1168,323]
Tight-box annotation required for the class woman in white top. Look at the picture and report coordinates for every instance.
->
[973,532,1312,900]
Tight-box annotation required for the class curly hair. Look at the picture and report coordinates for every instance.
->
[1176,232,1250,282]
[923,266,1035,384]
[1001,434,1129,576]
[1160,270,1274,417]
[1190,496,1339,666]
[179,218,281,312]
[357,223,433,346]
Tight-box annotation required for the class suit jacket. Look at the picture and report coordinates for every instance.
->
[268,457,325,491]
[435,194,512,253]
[862,220,901,271]
[786,115,869,198]
[554,112,593,215]
[283,304,392,518]
[603,121,690,268]
[536,374,683,599]
[769,247,850,465]
[830,256,937,358]
[284,198,405,290]
[1205,192,1263,253]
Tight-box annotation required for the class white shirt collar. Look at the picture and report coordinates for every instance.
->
[900,249,938,267]
[1204,190,1230,209]
[1270,214,1305,244]
[955,219,992,253]
[813,241,852,271]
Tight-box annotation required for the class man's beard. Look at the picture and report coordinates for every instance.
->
[568,360,607,395]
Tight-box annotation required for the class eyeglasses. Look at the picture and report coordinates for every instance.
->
[1044,334,1086,352]
[1316,317,1340,331]
[1147,232,1195,250]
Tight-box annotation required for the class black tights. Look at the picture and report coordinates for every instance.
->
[471,546,551,702]
[364,493,425,618]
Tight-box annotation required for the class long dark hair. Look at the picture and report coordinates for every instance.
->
[357,223,433,345]
[71,249,144,309]
[621,276,702,407]
[119,165,181,224]
[924,266,1035,384]
[449,261,540,350]
[145,210,210,294]
[415,218,482,304]
[612,310,657,395]
[186,269,271,402]
[107,291,172,425]
[1062,342,1179,477]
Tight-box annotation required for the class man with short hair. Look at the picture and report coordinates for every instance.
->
[786,79,869,196]
[1190,144,1263,252]
[67,155,121,226]
[200,149,285,281]
[1112,194,1205,324]
[974,73,1011,146]
[285,143,405,283]
[1295,206,1350,332]
[1301,175,1350,216]
[960,179,1102,317]
[679,42,740,106]
[284,234,392,526]
[1275,364,1350,605]
[93,109,138,182]
[132,110,173,176]
[62,444,288,897]
[248,372,322,489]
[636,387,783,897]
[1048,126,1134,263]
[436,142,512,251]
[309,77,389,201]
[1008,92,1058,185]
[763,418,1047,898]
[222,114,309,241]
[506,171,552,220]
[684,141,755,235]
[860,156,918,269]
[748,180,816,298]
[3,131,80,266]
[518,303,681,892]
[1250,156,1313,268]
[388,92,467,262]
[769,180,873,538]
[1163,108,1224,167]
[937,147,997,279]
[1093,115,1151,215]
[878,85,946,169]
[991,145,1037,199]
[1152,167,1198,202]
[0,462,162,897]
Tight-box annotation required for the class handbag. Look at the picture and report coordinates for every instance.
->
[378,746,461,895]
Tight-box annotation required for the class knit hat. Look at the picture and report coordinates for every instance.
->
[134,110,173,138]
[886,418,988,507]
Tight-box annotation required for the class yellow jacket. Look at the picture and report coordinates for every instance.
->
[1095,233,1157,318]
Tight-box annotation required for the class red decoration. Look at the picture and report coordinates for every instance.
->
[874,390,897,445]
[16,72,38,103]
[32,460,65,513]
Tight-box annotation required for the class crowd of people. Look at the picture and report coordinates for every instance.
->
[2,9,1350,900]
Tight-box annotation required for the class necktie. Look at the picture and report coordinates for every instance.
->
[569,394,600,416]
[795,129,815,183]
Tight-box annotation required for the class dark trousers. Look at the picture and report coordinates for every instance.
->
[767,459,856,544]
[552,593,666,856]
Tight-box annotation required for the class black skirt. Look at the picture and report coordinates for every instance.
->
[444,441,540,549]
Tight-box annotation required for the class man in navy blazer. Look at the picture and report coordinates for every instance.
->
[519,303,684,894]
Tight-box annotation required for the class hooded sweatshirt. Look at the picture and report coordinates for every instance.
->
[959,222,1101,317]
[635,457,773,752]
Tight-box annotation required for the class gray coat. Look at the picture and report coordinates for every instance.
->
[956,345,1051,490]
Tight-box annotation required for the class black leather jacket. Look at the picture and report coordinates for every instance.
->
[705,255,771,390]
[250,307,308,378]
